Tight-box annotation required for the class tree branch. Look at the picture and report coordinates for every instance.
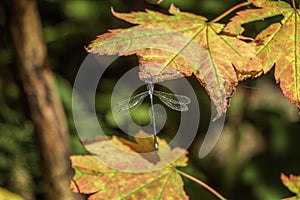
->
[5,1,83,199]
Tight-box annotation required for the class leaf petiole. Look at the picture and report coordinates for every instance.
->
[176,169,227,200]
[292,0,297,9]
[210,2,251,23]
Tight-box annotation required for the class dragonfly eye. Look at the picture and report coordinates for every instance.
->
[144,77,154,83]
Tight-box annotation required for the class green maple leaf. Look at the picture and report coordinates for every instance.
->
[281,173,300,199]
[87,5,262,120]
[70,132,189,200]
[225,0,300,113]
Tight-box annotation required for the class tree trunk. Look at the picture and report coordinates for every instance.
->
[6,1,82,199]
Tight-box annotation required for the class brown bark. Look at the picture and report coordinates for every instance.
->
[5,1,81,199]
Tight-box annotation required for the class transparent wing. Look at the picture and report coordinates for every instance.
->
[112,91,148,112]
[154,91,191,104]
[154,91,191,112]
[156,96,189,111]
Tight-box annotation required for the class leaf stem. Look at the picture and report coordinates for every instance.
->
[176,169,227,200]
[292,0,297,9]
[210,2,251,23]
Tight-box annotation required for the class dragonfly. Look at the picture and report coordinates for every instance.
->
[113,79,191,150]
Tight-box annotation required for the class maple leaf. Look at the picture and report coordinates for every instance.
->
[225,0,291,34]
[225,0,300,113]
[87,5,262,120]
[0,187,25,200]
[280,173,300,200]
[81,131,188,172]
[70,133,189,200]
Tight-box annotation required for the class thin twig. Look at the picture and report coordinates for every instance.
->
[211,2,251,23]
[176,169,227,200]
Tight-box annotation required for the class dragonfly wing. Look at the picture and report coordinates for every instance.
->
[112,92,148,112]
[155,93,189,112]
[154,91,191,104]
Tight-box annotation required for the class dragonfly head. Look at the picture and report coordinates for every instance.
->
[144,77,154,83]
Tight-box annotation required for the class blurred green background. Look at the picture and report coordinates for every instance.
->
[1,0,300,199]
